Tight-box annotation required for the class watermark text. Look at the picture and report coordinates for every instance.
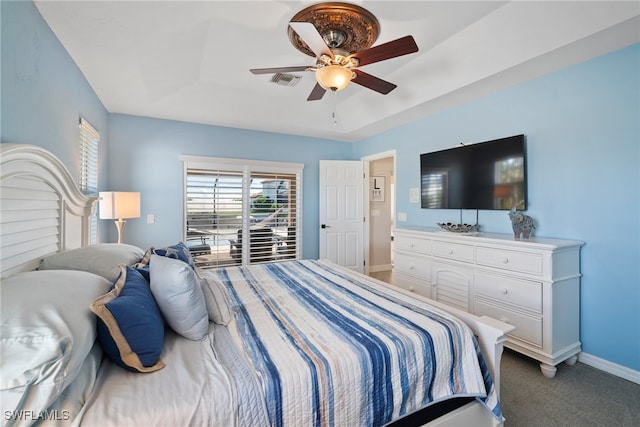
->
[4,410,71,421]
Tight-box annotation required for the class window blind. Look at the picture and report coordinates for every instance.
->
[183,157,302,268]
[79,117,99,244]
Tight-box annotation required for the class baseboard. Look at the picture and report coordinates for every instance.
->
[578,352,640,385]
[369,263,393,273]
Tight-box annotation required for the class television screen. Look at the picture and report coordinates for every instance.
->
[420,134,527,210]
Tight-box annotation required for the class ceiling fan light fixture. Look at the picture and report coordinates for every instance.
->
[315,64,353,92]
[251,2,418,101]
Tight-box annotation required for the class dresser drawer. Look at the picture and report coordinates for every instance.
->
[476,247,543,275]
[432,240,474,263]
[475,300,543,348]
[475,272,542,312]
[393,273,432,299]
[395,253,431,279]
[395,234,431,254]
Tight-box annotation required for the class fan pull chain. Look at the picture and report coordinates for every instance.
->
[330,90,339,126]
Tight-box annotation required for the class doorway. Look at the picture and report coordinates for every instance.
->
[363,151,395,284]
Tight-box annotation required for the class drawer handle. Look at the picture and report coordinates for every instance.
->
[409,287,415,292]
[500,317,509,324]
[448,249,454,255]
[502,288,509,295]
[502,257,509,264]
[409,242,414,248]
[409,265,414,270]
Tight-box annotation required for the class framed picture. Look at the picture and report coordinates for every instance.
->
[371,176,385,202]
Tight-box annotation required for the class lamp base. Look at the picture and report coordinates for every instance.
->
[114,219,127,244]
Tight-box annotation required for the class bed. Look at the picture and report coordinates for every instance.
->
[1,144,514,427]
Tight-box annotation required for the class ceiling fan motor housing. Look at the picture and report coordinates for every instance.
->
[323,29,347,48]
[288,2,380,56]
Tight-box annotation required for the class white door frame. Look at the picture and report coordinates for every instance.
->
[361,149,396,275]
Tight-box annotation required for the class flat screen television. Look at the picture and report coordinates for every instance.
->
[420,134,527,210]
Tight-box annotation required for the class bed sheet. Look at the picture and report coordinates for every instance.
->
[71,325,234,427]
[202,259,501,427]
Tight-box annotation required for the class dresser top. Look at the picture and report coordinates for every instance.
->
[394,227,584,250]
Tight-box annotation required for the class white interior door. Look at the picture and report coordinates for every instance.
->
[319,160,364,272]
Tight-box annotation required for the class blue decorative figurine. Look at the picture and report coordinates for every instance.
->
[509,201,535,239]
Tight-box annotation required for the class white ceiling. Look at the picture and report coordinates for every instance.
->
[35,1,640,142]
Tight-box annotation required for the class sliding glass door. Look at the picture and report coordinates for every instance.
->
[183,157,302,268]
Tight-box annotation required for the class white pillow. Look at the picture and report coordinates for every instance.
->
[149,255,208,341]
[1,270,112,423]
[39,243,144,282]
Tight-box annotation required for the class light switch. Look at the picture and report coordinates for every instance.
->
[398,212,407,222]
[147,214,155,224]
[409,188,419,203]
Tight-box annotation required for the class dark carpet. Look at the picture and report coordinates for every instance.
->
[501,349,640,426]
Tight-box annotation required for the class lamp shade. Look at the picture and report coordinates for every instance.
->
[315,64,353,91]
[99,192,141,220]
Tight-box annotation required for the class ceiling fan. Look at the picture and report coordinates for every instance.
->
[250,2,419,101]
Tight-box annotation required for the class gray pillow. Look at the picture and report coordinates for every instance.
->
[149,254,208,341]
[39,243,145,282]
[41,341,103,424]
[199,272,232,326]
[1,270,112,421]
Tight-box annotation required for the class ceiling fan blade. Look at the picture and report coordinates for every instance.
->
[307,82,326,101]
[250,66,310,75]
[350,35,418,67]
[352,70,397,95]
[289,22,333,59]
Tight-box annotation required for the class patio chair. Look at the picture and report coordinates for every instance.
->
[229,227,275,264]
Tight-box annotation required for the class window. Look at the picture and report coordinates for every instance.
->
[182,156,303,268]
[79,117,99,244]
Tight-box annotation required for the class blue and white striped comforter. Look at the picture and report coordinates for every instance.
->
[208,260,501,426]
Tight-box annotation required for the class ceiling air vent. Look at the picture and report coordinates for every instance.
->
[270,73,302,87]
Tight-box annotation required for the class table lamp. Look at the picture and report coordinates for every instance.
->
[99,191,141,244]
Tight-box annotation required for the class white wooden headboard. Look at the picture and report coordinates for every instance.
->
[0,144,96,278]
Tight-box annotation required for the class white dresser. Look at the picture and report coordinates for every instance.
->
[393,227,584,378]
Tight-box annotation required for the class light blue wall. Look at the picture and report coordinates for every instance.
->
[107,114,351,257]
[3,1,638,373]
[1,1,109,188]
[354,44,640,372]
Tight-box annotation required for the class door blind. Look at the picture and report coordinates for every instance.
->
[185,161,301,268]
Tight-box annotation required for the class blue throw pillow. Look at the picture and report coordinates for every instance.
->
[153,242,195,269]
[132,246,154,282]
[136,264,151,282]
[90,266,165,372]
